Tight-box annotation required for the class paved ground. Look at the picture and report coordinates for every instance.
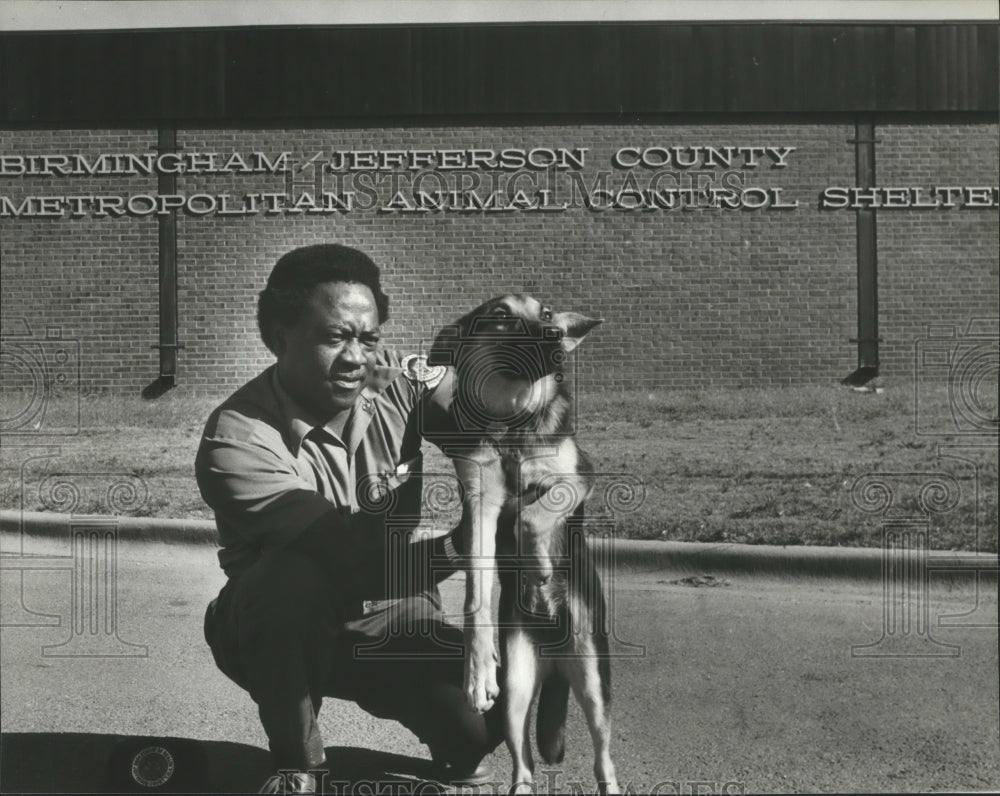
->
[1,532,997,794]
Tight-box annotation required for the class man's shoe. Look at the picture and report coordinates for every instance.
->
[259,771,318,794]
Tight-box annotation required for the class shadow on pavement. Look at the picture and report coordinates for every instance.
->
[0,733,444,794]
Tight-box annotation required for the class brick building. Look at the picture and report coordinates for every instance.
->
[1,21,997,396]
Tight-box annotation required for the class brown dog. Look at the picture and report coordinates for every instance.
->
[427,294,619,794]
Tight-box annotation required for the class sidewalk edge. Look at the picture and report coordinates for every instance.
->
[2,509,996,581]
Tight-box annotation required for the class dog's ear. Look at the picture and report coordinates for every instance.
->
[426,308,475,366]
[551,312,603,353]
[426,324,460,366]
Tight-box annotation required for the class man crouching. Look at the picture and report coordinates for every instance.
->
[197,244,502,794]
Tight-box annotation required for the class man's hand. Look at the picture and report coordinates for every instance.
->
[464,626,501,713]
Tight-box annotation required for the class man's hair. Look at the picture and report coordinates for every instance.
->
[257,243,390,353]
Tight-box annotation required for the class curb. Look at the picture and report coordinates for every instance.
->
[2,509,997,582]
[594,538,998,582]
[0,510,217,547]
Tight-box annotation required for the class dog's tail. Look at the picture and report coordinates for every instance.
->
[536,671,570,764]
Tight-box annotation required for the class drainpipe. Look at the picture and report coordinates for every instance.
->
[143,126,182,398]
[843,117,881,387]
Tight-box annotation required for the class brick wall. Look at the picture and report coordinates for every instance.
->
[1,122,996,397]
[878,124,1000,380]
[0,129,158,394]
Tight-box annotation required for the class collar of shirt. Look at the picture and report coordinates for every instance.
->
[271,360,404,457]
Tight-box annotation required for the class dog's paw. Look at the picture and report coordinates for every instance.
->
[464,634,500,713]
[509,782,534,795]
[464,658,500,713]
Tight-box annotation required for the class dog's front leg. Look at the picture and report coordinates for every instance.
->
[454,449,505,713]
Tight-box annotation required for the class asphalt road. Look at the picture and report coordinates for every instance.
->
[1,533,997,794]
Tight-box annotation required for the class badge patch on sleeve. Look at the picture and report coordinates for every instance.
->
[401,353,446,390]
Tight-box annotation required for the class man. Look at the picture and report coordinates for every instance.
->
[197,244,501,794]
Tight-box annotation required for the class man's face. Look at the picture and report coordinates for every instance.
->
[273,281,380,420]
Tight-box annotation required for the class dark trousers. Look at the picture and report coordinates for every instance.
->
[204,548,503,771]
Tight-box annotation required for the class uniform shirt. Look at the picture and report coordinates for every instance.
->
[196,349,451,579]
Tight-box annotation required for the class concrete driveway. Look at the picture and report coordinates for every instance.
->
[1,533,997,794]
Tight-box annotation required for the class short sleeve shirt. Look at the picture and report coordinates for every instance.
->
[195,349,450,578]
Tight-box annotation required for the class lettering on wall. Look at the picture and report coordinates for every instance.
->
[0,146,997,218]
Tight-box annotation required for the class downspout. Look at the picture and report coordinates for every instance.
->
[143,126,183,398]
[843,117,881,387]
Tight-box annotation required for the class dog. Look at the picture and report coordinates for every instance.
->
[427,294,619,794]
